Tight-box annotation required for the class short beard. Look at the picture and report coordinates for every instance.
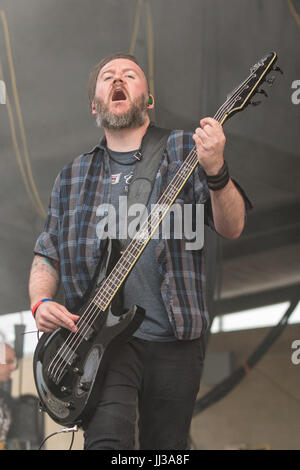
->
[94,93,148,130]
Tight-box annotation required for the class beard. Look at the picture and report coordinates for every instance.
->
[94,92,148,130]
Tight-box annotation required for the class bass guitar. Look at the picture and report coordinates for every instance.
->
[33,52,281,426]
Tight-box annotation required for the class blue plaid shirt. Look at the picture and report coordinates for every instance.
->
[34,128,249,340]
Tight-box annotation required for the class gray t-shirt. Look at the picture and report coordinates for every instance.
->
[108,148,175,341]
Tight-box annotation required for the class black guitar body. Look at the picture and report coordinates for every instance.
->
[33,238,145,427]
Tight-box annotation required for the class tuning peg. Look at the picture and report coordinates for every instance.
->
[257,88,268,97]
[249,100,261,106]
[273,65,283,74]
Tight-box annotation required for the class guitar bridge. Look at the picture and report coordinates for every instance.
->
[48,344,78,385]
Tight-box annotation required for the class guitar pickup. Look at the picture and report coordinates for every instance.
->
[58,344,78,367]
[77,320,95,341]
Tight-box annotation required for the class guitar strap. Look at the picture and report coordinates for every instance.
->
[111,123,171,248]
[126,123,171,214]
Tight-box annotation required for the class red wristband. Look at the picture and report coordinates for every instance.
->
[32,298,52,318]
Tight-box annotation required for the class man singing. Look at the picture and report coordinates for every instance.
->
[29,53,250,449]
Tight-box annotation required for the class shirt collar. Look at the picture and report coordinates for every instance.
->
[85,122,156,155]
[84,135,106,156]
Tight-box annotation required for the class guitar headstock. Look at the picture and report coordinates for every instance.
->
[219,52,282,125]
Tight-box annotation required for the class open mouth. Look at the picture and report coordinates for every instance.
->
[111,88,127,102]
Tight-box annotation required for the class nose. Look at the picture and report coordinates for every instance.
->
[113,77,124,85]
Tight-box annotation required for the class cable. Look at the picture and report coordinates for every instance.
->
[68,429,76,450]
[0,9,46,218]
[129,0,143,55]
[287,0,300,27]
[145,0,156,122]
[129,0,156,122]
[38,425,78,450]
[0,57,43,215]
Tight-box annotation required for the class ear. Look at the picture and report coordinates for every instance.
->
[147,94,154,109]
[91,100,97,115]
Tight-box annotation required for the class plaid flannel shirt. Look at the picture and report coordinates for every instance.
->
[34,128,248,340]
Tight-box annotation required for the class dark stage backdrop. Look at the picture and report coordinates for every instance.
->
[0,0,299,315]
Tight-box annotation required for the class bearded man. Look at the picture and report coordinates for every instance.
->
[29,53,250,450]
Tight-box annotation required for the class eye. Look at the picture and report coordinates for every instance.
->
[104,76,112,81]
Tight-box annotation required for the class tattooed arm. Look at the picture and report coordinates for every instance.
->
[28,255,79,333]
[29,255,60,305]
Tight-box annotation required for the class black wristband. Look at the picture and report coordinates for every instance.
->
[205,160,230,191]
[207,176,230,191]
[206,161,228,181]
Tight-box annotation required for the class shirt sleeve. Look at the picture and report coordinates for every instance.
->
[33,172,62,263]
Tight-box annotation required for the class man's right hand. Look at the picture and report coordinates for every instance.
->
[35,301,79,333]
[28,255,79,333]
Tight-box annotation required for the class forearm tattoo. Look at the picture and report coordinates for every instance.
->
[31,255,60,285]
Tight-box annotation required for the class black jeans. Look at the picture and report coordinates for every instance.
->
[83,336,205,450]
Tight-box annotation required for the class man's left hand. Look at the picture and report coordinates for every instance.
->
[193,117,226,175]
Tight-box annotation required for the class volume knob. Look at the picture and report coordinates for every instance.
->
[73,367,83,375]
[60,385,71,394]
[65,401,74,409]
[79,381,91,391]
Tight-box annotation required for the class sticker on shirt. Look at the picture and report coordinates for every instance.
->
[111,173,121,185]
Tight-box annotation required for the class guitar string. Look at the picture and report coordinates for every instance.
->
[49,71,257,382]
[48,71,257,383]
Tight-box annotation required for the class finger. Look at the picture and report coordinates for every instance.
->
[194,127,209,142]
[201,119,223,139]
[50,309,78,332]
[54,303,80,320]
[193,128,213,149]
[48,303,80,327]
[200,123,215,137]
[36,313,60,333]
[37,304,78,332]
[200,117,219,128]
[38,320,59,333]
[36,309,61,330]
[199,121,226,147]
[193,131,205,148]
